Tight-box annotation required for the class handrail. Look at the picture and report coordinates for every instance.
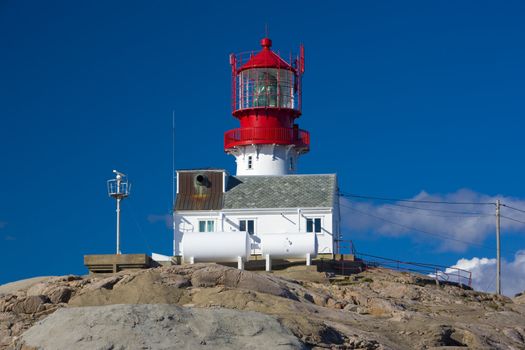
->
[337,239,356,255]
[224,127,310,150]
[355,252,472,287]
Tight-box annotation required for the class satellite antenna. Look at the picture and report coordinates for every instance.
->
[107,170,131,254]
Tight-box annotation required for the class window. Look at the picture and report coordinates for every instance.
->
[239,68,294,109]
[247,156,253,169]
[306,218,321,233]
[198,220,214,232]
[239,219,255,235]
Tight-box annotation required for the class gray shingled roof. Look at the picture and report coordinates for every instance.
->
[223,174,337,209]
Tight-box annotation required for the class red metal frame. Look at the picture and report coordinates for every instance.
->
[226,38,309,154]
[224,127,310,151]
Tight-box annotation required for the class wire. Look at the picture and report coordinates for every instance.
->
[340,192,494,206]
[372,203,492,218]
[342,204,488,248]
[501,215,525,225]
[370,201,492,216]
[340,202,516,254]
[501,204,525,214]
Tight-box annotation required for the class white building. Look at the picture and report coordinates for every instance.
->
[173,170,340,260]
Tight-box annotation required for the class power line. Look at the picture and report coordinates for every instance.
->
[372,203,492,218]
[501,204,525,214]
[501,215,525,225]
[339,190,525,296]
[340,192,494,206]
[342,203,489,248]
[369,201,492,216]
[340,202,517,254]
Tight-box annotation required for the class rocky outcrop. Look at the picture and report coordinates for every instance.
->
[1,264,525,349]
[19,304,304,350]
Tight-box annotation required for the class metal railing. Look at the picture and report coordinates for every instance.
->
[232,50,297,71]
[230,48,304,113]
[332,239,472,286]
[224,127,310,150]
[356,252,472,287]
[337,239,356,255]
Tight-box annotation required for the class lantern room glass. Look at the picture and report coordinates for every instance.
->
[238,68,295,110]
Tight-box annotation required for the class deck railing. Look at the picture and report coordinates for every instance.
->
[224,127,310,150]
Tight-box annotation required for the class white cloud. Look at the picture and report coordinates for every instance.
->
[341,189,525,252]
[449,251,525,296]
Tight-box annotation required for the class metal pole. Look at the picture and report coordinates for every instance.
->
[496,199,501,295]
[116,197,121,255]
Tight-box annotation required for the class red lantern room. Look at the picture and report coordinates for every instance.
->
[225,38,310,176]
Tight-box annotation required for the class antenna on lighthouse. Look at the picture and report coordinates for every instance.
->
[107,170,131,254]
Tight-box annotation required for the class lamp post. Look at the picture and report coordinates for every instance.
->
[107,170,130,254]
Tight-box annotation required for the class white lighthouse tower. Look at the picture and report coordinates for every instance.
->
[224,38,309,175]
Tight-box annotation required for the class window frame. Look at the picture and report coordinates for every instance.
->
[198,219,215,232]
[238,218,256,235]
[306,217,322,234]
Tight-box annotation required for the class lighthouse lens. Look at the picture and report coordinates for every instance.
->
[239,68,294,109]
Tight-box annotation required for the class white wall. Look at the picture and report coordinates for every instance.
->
[173,208,336,257]
[230,144,302,176]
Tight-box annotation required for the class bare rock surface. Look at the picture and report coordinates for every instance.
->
[0,278,55,297]
[19,304,304,350]
[1,264,525,349]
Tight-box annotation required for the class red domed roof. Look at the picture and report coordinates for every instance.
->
[239,38,294,72]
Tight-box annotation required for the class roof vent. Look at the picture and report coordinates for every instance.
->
[195,174,209,187]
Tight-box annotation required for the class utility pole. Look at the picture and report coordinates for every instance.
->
[496,199,501,295]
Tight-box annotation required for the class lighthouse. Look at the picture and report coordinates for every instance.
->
[224,38,310,175]
[171,37,340,264]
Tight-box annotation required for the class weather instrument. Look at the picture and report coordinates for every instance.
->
[107,170,131,254]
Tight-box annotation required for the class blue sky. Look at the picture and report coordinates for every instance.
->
[1,1,525,294]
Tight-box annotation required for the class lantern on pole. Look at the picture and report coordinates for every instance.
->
[107,170,131,254]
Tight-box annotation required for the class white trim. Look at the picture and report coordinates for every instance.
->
[176,207,334,215]
[297,208,302,231]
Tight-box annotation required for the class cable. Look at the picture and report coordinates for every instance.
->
[501,215,525,225]
[340,202,516,254]
[372,203,492,218]
[370,201,492,216]
[340,192,494,206]
[501,204,525,214]
[342,204,488,248]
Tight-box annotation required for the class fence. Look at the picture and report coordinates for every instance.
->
[356,252,472,287]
